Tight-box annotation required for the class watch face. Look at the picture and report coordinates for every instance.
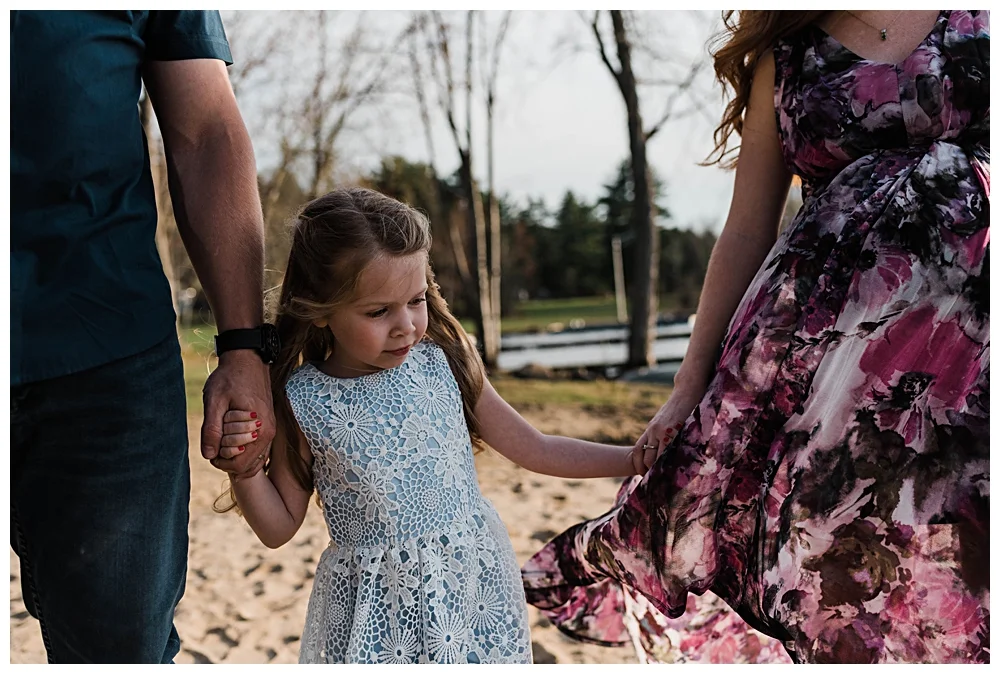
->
[262,324,281,363]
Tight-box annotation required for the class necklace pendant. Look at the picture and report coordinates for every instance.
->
[880,28,887,41]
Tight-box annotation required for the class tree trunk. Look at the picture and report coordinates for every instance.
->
[408,23,473,290]
[484,10,510,363]
[611,235,628,323]
[463,11,497,368]
[447,202,474,290]
[460,154,497,366]
[261,165,289,225]
[611,10,657,368]
[486,96,501,365]
[306,10,329,201]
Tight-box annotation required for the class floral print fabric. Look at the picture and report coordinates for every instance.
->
[522,10,989,664]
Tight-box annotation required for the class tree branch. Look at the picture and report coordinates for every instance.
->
[464,10,474,156]
[430,11,465,156]
[484,10,512,107]
[321,20,412,152]
[408,16,437,170]
[224,12,291,100]
[644,60,705,140]
[591,11,621,86]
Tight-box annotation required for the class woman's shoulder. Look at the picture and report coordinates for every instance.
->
[770,24,808,74]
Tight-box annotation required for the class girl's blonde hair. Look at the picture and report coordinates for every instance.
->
[216,187,485,512]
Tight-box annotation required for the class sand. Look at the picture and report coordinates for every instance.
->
[10,406,643,664]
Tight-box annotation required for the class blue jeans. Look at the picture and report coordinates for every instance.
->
[11,334,189,663]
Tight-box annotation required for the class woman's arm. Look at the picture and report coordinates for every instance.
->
[475,379,644,478]
[231,420,314,549]
[639,50,794,460]
[680,49,793,389]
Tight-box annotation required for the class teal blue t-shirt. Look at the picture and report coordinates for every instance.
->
[11,10,233,385]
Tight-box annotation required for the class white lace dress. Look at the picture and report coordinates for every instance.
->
[285,340,532,663]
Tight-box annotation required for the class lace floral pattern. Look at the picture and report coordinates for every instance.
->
[287,341,532,663]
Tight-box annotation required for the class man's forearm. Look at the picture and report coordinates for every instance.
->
[165,116,264,331]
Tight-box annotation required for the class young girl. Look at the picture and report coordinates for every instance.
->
[215,187,651,664]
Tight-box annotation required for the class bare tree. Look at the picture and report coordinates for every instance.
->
[225,10,414,291]
[222,11,308,293]
[462,11,497,367]
[480,11,512,334]
[299,11,410,200]
[222,10,292,101]
[590,10,705,368]
[231,11,411,206]
[408,17,473,291]
[416,10,502,366]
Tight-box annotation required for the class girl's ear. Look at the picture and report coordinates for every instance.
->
[312,318,328,329]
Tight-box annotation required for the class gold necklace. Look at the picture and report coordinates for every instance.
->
[845,10,902,41]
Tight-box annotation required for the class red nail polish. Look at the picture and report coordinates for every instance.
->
[250,412,258,419]
[256,420,262,428]
[252,431,258,439]
[239,446,246,452]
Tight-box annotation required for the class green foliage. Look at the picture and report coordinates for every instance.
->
[598,158,670,239]
[502,295,620,332]
[179,155,717,333]
[552,192,609,297]
[659,227,716,314]
[497,158,715,319]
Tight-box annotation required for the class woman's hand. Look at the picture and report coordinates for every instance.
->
[634,371,711,466]
[625,445,654,476]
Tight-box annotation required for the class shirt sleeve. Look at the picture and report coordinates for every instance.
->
[143,10,233,65]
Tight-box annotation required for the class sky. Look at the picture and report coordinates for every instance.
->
[227,10,737,234]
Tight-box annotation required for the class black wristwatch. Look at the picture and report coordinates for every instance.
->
[215,324,281,364]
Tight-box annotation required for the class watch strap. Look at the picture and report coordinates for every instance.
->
[215,328,263,355]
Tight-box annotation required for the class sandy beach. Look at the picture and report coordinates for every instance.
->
[10,404,644,664]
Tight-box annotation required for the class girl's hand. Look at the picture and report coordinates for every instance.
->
[626,445,654,476]
[217,409,263,461]
[634,378,709,466]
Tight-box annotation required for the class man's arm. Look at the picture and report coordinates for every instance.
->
[143,58,275,478]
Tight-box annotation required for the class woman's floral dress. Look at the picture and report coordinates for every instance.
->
[522,10,989,664]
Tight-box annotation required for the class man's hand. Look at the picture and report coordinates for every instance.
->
[202,350,275,480]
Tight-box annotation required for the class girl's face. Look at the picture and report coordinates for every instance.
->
[316,252,429,377]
